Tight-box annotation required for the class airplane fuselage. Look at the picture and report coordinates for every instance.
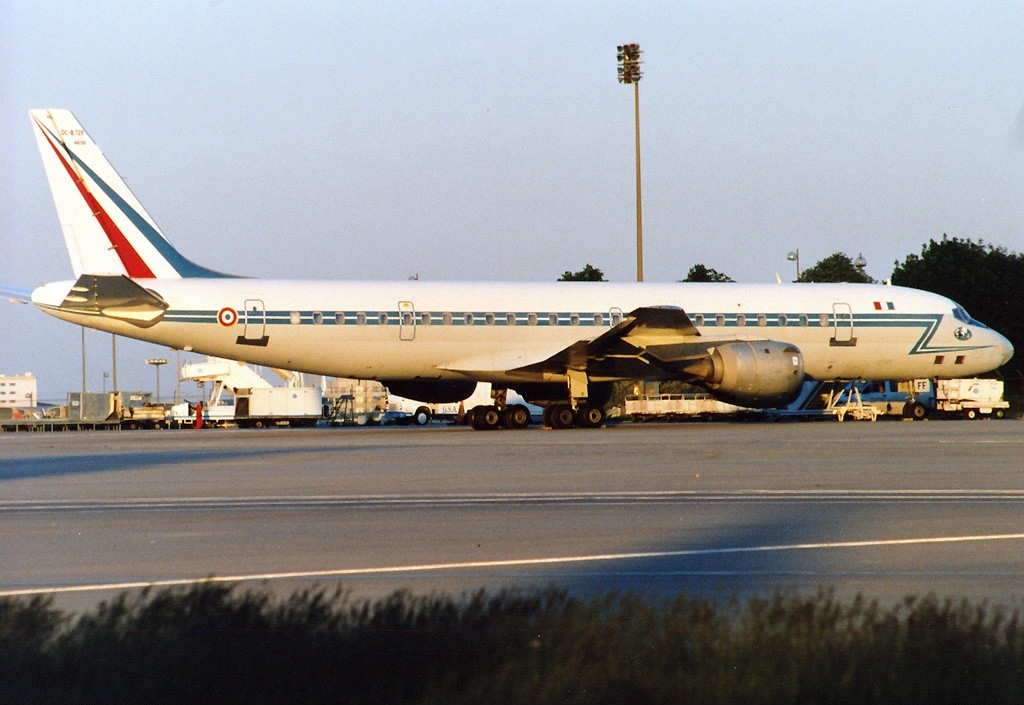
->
[32,278,1012,390]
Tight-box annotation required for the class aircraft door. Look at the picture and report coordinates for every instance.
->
[399,301,416,341]
[831,303,855,346]
[239,299,269,346]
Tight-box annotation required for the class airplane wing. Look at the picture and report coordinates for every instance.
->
[522,306,713,380]
[0,286,33,304]
[443,306,717,381]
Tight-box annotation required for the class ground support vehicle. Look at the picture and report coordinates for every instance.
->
[933,378,1009,419]
[624,394,748,422]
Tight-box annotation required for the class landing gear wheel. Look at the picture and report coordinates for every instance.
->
[503,404,530,429]
[470,405,502,430]
[965,409,978,420]
[575,403,605,429]
[546,403,576,430]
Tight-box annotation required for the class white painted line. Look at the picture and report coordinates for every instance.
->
[2,532,1023,598]
[3,489,1023,512]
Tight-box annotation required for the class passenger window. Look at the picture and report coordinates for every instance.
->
[506,313,516,325]
[378,312,388,325]
[799,314,808,327]
[694,314,704,326]
[757,314,766,327]
[335,313,345,325]
[570,313,580,326]
[737,314,746,327]
[485,313,496,326]
[442,312,453,325]
[290,311,301,325]
[819,313,829,327]
[715,314,725,327]
[778,314,787,327]
[357,312,367,325]
[421,312,432,325]
[549,313,559,326]
[528,313,538,326]
[464,313,475,325]
[594,313,604,326]
[313,312,323,325]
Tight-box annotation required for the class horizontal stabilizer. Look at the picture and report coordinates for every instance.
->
[54,274,168,328]
[0,286,34,304]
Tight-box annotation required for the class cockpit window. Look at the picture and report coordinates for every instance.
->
[952,306,988,329]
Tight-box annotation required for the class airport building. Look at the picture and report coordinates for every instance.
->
[0,373,37,407]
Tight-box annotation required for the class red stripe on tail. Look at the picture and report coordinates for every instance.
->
[36,121,155,278]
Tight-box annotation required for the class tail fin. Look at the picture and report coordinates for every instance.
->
[30,109,231,279]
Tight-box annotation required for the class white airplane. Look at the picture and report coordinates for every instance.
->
[23,109,1014,429]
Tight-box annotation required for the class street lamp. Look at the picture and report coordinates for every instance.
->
[855,252,867,271]
[787,249,801,280]
[147,358,168,403]
[617,43,643,282]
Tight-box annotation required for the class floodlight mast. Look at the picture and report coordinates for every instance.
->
[617,43,643,282]
[147,358,168,403]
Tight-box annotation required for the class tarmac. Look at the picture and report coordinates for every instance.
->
[2,419,1022,612]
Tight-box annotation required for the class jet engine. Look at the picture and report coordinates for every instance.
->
[684,341,804,407]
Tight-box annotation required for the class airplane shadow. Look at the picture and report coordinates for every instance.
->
[557,505,860,602]
[0,446,337,481]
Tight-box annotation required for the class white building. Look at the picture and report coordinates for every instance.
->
[0,373,38,407]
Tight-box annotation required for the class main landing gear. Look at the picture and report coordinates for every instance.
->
[544,368,607,429]
[541,402,606,430]
[467,403,532,430]
[467,387,532,430]
[467,374,607,431]
[467,401,605,430]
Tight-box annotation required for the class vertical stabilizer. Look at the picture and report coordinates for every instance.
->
[30,109,230,278]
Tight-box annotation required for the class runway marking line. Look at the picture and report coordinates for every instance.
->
[3,532,1024,598]
[4,489,1024,512]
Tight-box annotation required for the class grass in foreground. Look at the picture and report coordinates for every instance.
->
[1,583,1022,704]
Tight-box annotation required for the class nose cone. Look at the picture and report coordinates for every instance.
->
[994,330,1014,368]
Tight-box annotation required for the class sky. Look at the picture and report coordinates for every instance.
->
[2,1,1022,403]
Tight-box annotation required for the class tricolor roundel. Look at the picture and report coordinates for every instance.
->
[217,307,238,327]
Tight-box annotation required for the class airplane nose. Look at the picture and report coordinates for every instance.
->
[996,331,1014,367]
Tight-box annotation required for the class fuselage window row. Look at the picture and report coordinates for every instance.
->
[274,311,838,327]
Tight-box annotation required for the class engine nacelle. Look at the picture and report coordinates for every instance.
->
[686,341,804,408]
